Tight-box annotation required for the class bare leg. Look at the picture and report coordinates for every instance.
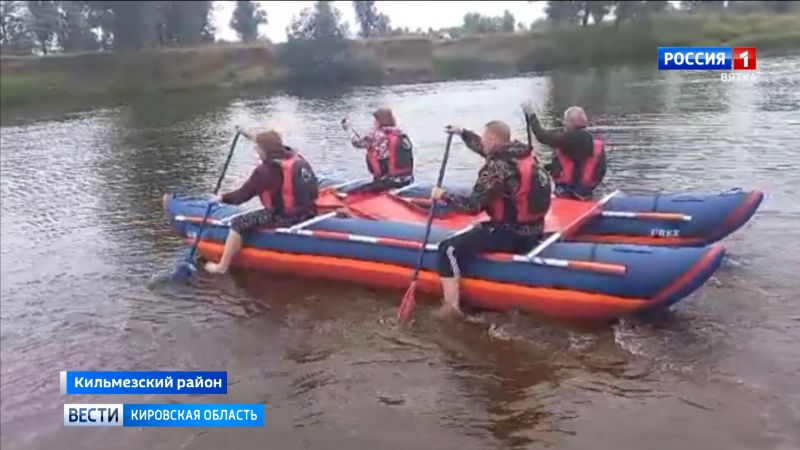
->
[205,229,242,274]
[434,276,463,320]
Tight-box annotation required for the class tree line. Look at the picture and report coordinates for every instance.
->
[538,1,796,27]
[2,0,795,56]
[0,0,267,55]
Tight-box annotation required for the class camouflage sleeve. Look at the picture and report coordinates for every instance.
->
[351,134,370,149]
[460,129,486,157]
[444,160,508,214]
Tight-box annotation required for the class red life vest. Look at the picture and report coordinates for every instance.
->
[366,128,413,179]
[487,155,552,224]
[258,152,318,216]
[553,136,606,192]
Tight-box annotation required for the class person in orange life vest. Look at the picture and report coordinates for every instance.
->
[342,107,414,194]
[523,104,607,200]
[430,121,552,319]
[205,128,318,275]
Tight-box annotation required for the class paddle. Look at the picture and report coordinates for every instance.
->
[524,190,621,262]
[341,117,362,141]
[172,131,241,280]
[397,131,454,324]
[523,106,533,150]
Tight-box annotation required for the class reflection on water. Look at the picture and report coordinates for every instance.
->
[1,57,799,450]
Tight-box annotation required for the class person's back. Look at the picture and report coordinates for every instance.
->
[526,106,607,200]
[261,148,318,218]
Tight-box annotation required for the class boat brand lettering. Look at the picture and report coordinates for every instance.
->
[650,229,681,237]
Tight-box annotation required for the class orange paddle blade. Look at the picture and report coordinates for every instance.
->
[397,281,418,323]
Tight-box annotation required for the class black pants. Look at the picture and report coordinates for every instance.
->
[229,208,315,234]
[436,225,542,277]
[554,184,594,201]
[343,176,412,195]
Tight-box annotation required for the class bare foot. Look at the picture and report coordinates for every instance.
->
[162,193,172,211]
[433,304,464,321]
[204,262,228,274]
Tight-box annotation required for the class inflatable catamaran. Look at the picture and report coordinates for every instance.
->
[163,187,727,322]
[316,177,763,247]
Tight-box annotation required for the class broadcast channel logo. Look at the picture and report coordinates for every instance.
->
[658,47,757,82]
[63,403,265,427]
[64,404,123,427]
[60,371,265,428]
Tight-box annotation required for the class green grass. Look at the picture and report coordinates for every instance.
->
[725,31,800,54]
[514,13,800,73]
[0,72,69,106]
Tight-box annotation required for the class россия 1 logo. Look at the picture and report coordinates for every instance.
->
[658,47,757,82]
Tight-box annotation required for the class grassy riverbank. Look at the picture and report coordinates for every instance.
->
[2,13,799,107]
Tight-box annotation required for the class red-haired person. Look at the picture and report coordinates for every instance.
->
[343,108,414,194]
[205,128,318,274]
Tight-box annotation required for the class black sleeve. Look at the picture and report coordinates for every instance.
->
[529,115,566,149]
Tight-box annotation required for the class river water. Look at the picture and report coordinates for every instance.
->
[1,57,799,449]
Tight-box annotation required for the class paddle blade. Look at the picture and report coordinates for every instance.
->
[397,281,418,323]
[172,259,197,281]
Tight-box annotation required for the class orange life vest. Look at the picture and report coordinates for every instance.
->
[366,128,413,179]
[259,152,318,216]
[553,136,606,192]
[487,154,552,223]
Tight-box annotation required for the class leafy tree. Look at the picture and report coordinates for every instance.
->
[374,10,389,36]
[544,1,582,25]
[59,1,99,52]
[159,1,213,46]
[501,9,515,32]
[86,2,113,50]
[353,1,389,37]
[642,0,670,14]
[681,0,724,11]
[26,0,59,53]
[112,1,160,50]
[230,0,266,42]
[1,0,35,54]
[287,1,348,41]
[585,1,613,25]
[614,1,666,26]
[462,12,504,34]
[280,1,373,85]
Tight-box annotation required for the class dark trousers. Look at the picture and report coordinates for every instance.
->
[436,225,542,277]
[230,208,315,233]
[554,184,594,201]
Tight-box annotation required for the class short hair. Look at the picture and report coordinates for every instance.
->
[255,130,283,153]
[564,106,588,128]
[373,108,396,127]
[484,120,511,143]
